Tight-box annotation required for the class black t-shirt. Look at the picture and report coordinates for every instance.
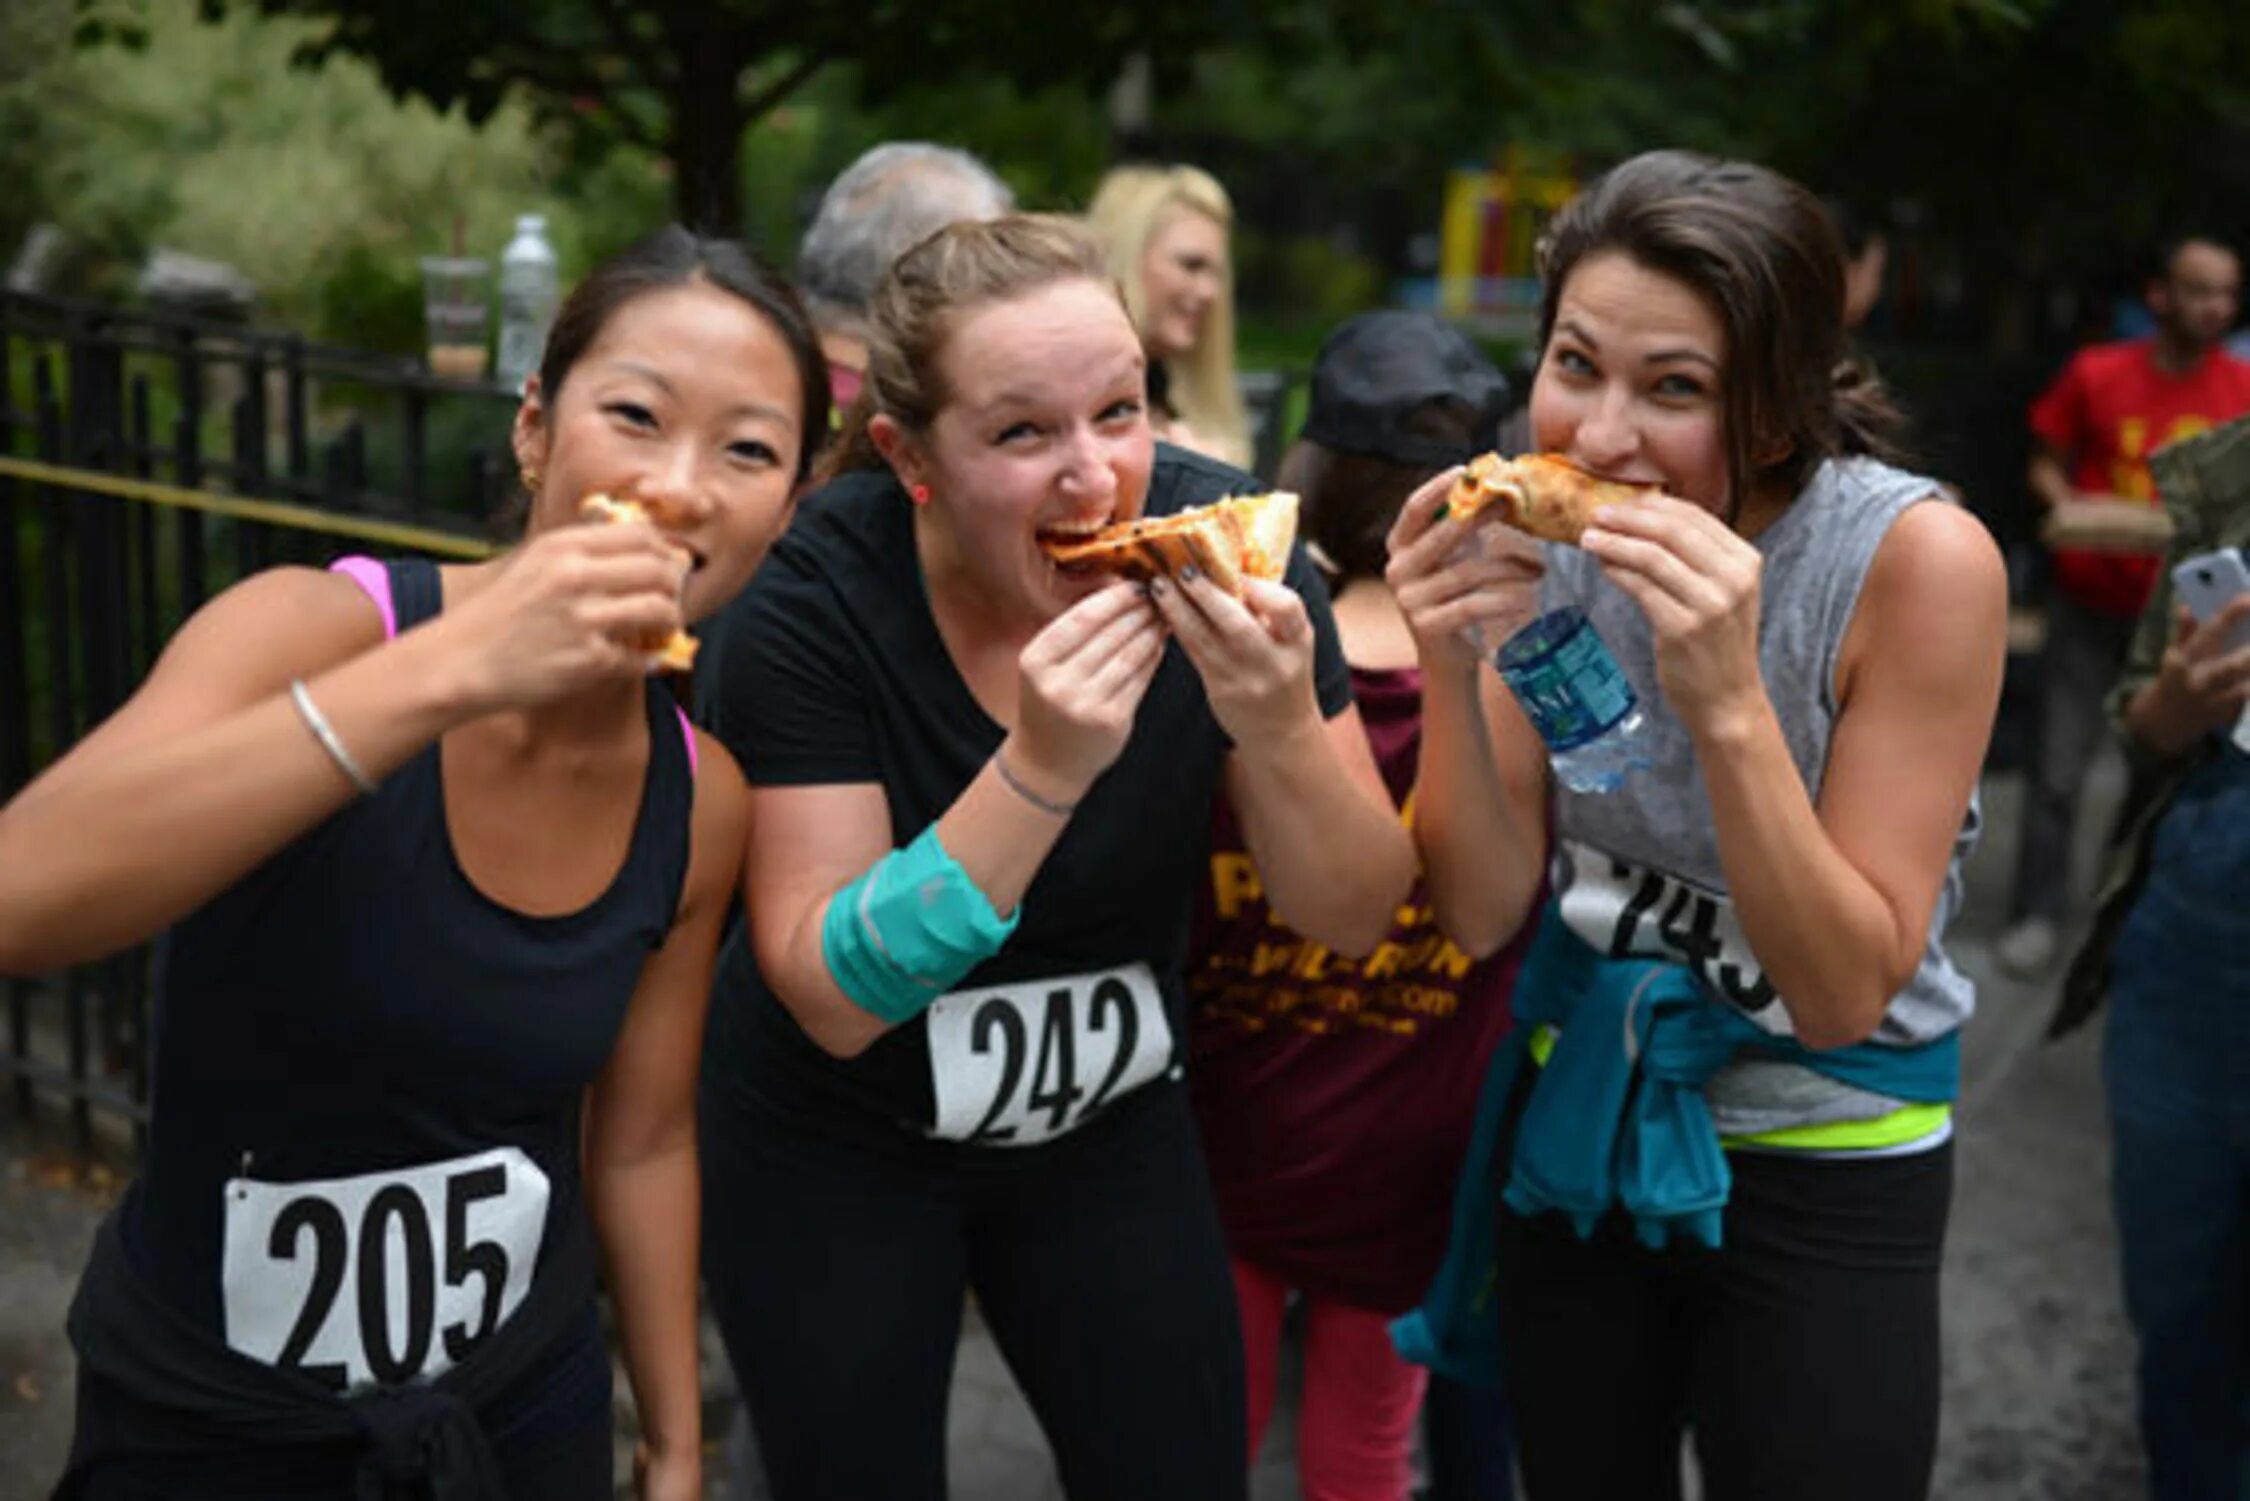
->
[698,446,1353,1151]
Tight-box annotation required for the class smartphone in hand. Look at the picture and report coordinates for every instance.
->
[2171,547,2250,654]
[2170,546,2250,750]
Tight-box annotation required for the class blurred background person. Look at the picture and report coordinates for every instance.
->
[796,141,1015,411]
[1832,198,1890,333]
[1997,235,2250,975]
[2055,413,2250,1501]
[1187,310,1525,1501]
[1085,163,1252,468]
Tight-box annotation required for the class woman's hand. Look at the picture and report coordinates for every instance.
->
[635,1439,701,1501]
[1384,469,1545,671]
[1007,582,1170,802]
[1154,572,1319,749]
[432,519,692,714]
[2129,599,2250,757]
[1581,496,1764,740]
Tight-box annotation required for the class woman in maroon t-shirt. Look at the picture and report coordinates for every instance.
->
[1188,312,1534,1501]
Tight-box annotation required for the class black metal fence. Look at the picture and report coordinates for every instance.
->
[0,290,508,1153]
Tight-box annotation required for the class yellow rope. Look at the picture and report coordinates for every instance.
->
[0,454,497,559]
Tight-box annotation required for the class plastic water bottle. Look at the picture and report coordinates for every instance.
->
[495,214,559,395]
[1493,607,1650,793]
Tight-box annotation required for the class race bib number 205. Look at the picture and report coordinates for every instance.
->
[221,1146,548,1392]
[926,964,1174,1146]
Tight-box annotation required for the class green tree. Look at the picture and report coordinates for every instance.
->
[192,0,1321,234]
[1155,0,2249,346]
[12,4,640,341]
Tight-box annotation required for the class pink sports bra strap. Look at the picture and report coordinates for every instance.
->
[674,706,699,777]
[329,553,697,773]
[328,555,398,641]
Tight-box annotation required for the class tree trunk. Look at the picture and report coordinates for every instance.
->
[669,50,746,234]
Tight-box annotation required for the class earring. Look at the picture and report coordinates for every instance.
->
[909,483,932,507]
[520,466,541,495]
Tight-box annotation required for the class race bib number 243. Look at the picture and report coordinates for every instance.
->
[926,964,1174,1146]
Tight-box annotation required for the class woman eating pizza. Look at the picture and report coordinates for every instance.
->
[691,212,1414,1501]
[1384,151,2008,1499]
[0,225,829,1500]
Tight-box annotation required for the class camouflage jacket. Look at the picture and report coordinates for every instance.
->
[2054,413,2250,1036]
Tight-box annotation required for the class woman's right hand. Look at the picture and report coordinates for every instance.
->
[1384,467,1546,671]
[1005,582,1170,803]
[434,519,692,713]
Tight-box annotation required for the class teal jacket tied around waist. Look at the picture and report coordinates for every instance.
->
[1391,903,1959,1386]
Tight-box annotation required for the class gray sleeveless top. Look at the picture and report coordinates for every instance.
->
[1538,456,1978,1139]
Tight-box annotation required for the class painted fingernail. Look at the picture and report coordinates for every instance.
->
[1149,576,1169,596]
[1180,564,1201,583]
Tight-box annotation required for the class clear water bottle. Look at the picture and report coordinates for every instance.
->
[495,214,560,395]
[1493,607,1651,793]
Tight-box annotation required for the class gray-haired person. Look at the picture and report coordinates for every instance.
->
[798,142,1014,412]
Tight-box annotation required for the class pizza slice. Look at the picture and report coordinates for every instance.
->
[1039,490,1300,598]
[1446,453,1659,545]
[579,493,699,672]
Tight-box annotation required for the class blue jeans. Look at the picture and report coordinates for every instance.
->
[2106,781,2250,1499]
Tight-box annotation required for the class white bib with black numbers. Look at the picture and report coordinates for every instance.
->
[221,1145,548,1392]
[1554,839,1789,1035]
[925,963,1175,1146]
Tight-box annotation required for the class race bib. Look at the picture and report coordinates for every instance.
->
[1555,841,1785,1030]
[222,1146,548,1392]
[926,963,1175,1146]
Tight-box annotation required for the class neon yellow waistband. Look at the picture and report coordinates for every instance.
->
[1523,1023,1951,1154]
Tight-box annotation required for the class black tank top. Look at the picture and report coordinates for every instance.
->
[115,558,692,1391]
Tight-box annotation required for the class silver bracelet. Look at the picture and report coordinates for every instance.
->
[289,678,378,796]
[992,750,1077,817]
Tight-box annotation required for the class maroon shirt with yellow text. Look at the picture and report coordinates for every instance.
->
[1187,666,1533,1314]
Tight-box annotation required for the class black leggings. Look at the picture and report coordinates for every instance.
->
[700,1082,1246,1501]
[1494,1140,1953,1501]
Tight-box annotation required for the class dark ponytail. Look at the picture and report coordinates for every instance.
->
[1832,353,1912,465]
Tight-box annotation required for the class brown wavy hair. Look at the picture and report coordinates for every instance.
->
[1537,151,1909,515]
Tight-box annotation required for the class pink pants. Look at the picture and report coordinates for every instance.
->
[1234,1257,1429,1501]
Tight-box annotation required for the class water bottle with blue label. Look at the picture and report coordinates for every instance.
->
[1493,607,1650,793]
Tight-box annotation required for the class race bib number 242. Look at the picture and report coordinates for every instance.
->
[926,963,1174,1146]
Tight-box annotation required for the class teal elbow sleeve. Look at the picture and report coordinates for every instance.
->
[819,825,1019,1024]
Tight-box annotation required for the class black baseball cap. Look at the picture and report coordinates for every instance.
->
[1297,310,1512,470]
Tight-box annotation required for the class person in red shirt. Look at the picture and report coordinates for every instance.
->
[1998,236,2250,974]
[1188,311,1531,1501]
